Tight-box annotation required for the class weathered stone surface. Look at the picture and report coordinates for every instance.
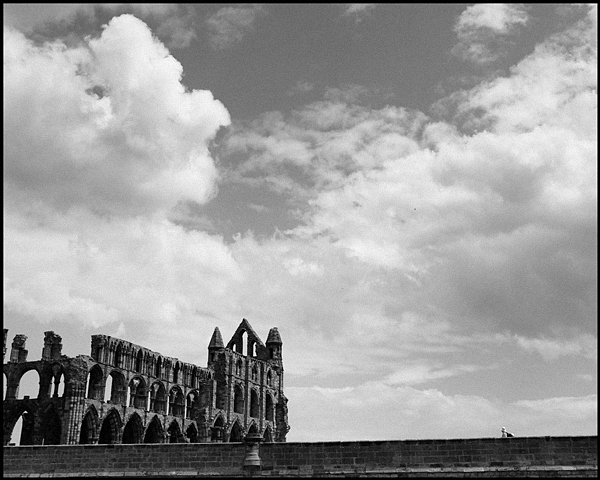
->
[3,320,289,447]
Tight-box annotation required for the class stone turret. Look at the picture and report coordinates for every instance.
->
[42,331,62,361]
[208,327,224,365]
[10,334,28,363]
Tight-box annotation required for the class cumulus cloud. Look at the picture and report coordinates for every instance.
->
[217,4,597,342]
[340,4,376,23]
[287,383,596,441]
[4,15,230,216]
[514,334,597,361]
[452,4,529,64]
[205,4,267,50]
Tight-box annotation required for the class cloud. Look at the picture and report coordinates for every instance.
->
[4,15,230,217]
[216,6,596,342]
[340,4,376,23]
[514,334,597,361]
[452,4,529,64]
[205,4,267,50]
[287,383,596,441]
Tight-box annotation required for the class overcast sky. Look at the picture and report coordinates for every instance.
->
[3,3,597,442]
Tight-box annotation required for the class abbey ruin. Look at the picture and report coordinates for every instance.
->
[2,319,290,446]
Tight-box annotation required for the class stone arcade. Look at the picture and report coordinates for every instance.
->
[2,319,290,446]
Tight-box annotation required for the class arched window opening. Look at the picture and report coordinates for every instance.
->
[150,382,167,414]
[103,374,113,402]
[265,394,274,421]
[98,409,121,444]
[129,377,147,409]
[9,410,34,446]
[173,362,180,384]
[41,405,61,445]
[110,371,126,404]
[186,390,199,419]
[17,369,39,399]
[167,420,183,443]
[236,358,243,376]
[87,365,104,400]
[248,341,255,357]
[122,413,144,444]
[263,426,273,443]
[250,389,259,418]
[233,384,244,414]
[144,416,163,443]
[251,364,258,382]
[114,343,123,368]
[136,350,144,373]
[3,372,8,401]
[186,423,198,443]
[238,331,247,355]
[191,366,198,389]
[211,416,224,442]
[155,357,162,378]
[267,370,272,387]
[248,423,259,436]
[215,380,226,410]
[229,421,243,442]
[168,387,184,417]
[79,408,99,444]
[50,364,65,397]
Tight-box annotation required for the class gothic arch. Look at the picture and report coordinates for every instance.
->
[122,412,144,444]
[247,421,259,435]
[87,365,104,400]
[79,405,99,444]
[108,370,126,404]
[186,422,198,443]
[98,408,122,444]
[233,383,244,414]
[144,415,164,443]
[41,403,61,445]
[262,425,273,443]
[15,367,40,399]
[186,389,200,419]
[150,381,167,414]
[265,392,274,421]
[114,342,124,368]
[6,406,35,446]
[228,419,243,442]
[250,388,259,418]
[155,356,162,378]
[135,349,144,373]
[168,386,184,417]
[211,414,225,442]
[128,376,147,409]
[167,419,183,443]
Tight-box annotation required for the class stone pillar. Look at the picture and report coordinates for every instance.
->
[10,335,28,363]
[42,332,62,361]
[243,432,262,476]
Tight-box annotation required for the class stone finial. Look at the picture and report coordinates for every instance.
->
[42,331,63,361]
[208,327,224,349]
[266,327,282,345]
[10,334,28,363]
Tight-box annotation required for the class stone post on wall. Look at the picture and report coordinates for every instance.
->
[243,432,262,476]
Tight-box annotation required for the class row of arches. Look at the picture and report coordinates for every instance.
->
[93,338,205,387]
[3,365,66,401]
[79,407,192,444]
[7,403,62,446]
[233,357,275,388]
[232,384,274,420]
[86,367,204,418]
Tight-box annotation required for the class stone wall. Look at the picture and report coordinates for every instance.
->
[3,436,597,477]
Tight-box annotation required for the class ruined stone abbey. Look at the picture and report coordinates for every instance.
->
[2,319,290,446]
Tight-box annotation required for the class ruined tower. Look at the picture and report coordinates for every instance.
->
[3,319,289,446]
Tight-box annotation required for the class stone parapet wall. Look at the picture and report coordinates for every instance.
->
[3,436,597,478]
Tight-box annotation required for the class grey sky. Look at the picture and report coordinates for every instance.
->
[3,4,597,442]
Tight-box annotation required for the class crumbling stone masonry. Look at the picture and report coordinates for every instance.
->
[3,319,290,446]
